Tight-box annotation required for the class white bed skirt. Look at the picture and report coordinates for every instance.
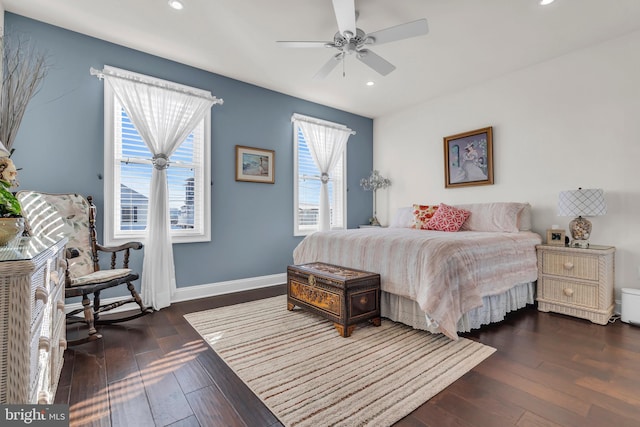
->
[380,281,536,334]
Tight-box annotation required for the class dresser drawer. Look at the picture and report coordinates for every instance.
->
[30,262,50,330]
[51,284,66,341]
[540,277,598,309]
[541,252,599,281]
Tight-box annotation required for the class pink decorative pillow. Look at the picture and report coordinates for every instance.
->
[411,204,439,230]
[426,203,471,232]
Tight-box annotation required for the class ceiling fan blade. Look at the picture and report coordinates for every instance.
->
[276,41,333,48]
[332,0,356,37]
[313,54,342,80]
[356,49,396,76]
[366,19,429,46]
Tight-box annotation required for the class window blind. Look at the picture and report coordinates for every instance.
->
[295,127,345,233]
[114,102,205,235]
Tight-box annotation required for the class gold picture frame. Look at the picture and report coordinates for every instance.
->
[444,126,494,188]
[235,145,275,184]
[546,229,566,246]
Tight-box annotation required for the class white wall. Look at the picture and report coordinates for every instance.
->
[374,29,640,299]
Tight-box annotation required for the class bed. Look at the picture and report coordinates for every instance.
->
[292,202,542,340]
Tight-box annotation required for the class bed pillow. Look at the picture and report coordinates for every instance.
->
[411,204,439,230]
[517,204,532,231]
[389,206,414,228]
[426,203,470,232]
[457,202,530,233]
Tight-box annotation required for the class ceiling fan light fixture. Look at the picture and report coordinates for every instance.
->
[168,0,184,10]
[539,0,555,5]
[279,0,428,79]
[366,81,375,86]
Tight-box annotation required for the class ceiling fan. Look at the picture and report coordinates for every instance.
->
[277,0,429,79]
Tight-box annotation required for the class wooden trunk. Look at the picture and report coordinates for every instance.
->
[287,262,381,337]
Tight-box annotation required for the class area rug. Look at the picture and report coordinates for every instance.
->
[184,295,496,427]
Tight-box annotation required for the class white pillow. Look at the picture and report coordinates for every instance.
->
[456,202,531,233]
[389,206,414,228]
[518,204,532,231]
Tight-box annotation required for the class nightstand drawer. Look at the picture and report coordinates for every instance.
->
[541,252,598,281]
[540,278,598,308]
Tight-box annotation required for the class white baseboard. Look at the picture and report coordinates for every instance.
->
[172,273,286,303]
[65,273,287,315]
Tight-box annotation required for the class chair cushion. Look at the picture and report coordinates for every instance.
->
[70,268,132,287]
[17,191,95,279]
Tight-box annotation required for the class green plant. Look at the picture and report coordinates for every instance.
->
[0,156,21,217]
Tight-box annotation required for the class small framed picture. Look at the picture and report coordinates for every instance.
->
[235,145,275,183]
[546,229,566,246]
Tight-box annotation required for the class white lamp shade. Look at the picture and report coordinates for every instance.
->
[0,141,9,157]
[558,188,607,217]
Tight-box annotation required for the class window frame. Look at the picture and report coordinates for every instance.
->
[292,116,347,236]
[103,73,211,246]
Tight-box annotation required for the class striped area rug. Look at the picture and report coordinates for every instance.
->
[184,295,496,427]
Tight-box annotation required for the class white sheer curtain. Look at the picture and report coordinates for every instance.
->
[292,114,355,231]
[92,66,222,310]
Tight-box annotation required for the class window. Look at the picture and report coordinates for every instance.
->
[293,118,346,236]
[121,206,138,224]
[103,74,211,245]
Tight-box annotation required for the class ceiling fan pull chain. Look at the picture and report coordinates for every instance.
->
[343,57,346,77]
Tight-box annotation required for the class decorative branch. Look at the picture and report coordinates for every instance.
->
[0,34,49,151]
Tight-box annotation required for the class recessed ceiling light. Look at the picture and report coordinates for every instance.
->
[168,0,184,10]
[366,81,375,86]
[539,0,555,5]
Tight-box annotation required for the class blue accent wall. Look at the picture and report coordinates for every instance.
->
[6,13,373,290]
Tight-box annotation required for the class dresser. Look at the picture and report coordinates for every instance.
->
[536,244,615,325]
[0,236,68,404]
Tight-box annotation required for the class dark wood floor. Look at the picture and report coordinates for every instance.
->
[55,285,640,427]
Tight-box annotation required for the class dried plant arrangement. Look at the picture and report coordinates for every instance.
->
[0,33,49,152]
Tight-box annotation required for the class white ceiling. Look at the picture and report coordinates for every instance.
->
[4,0,640,118]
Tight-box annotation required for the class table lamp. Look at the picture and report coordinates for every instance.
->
[360,170,391,226]
[557,188,607,248]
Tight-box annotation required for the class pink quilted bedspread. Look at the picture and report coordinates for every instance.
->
[293,228,541,339]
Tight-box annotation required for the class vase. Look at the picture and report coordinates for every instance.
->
[0,217,25,246]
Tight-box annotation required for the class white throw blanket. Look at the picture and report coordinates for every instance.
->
[293,228,541,340]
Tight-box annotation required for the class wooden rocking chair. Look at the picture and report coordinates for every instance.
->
[17,191,153,345]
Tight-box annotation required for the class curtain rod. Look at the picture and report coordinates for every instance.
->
[291,113,356,135]
[90,67,224,105]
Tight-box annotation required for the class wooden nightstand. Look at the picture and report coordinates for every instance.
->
[536,244,615,325]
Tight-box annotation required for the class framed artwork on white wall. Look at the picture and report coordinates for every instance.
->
[444,126,493,188]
